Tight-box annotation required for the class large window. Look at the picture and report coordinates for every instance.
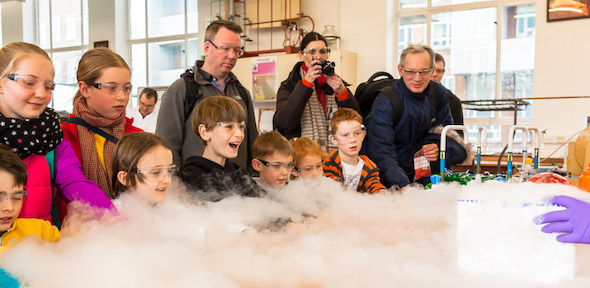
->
[37,0,89,113]
[395,1,536,151]
[128,0,198,108]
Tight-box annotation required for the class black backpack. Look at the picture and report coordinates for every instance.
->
[181,68,251,122]
[355,71,439,128]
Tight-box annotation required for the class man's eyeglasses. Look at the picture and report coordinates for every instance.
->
[257,159,295,172]
[215,121,246,134]
[402,67,432,78]
[207,40,245,57]
[333,125,366,141]
[133,165,177,181]
[302,48,331,57]
[91,83,133,95]
[7,74,55,91]
[0,191,26,205]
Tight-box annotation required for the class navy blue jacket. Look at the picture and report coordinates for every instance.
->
[366,79,453,188]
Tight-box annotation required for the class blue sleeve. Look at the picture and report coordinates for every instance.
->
[0,268,21,288]
[435,85,453,126]
[367,94,411,188]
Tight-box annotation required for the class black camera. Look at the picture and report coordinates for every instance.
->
[316,61,336,76]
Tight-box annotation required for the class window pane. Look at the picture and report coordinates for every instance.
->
[130,43,147,108]
[148,40,186,86]
[147,0,185,38]
[430,9,497,119]
[398,15,427,53]
[38,0,51,49]
[51,50,82,113]
[51,0,82,48]
[129,0,146,39]
[83,0,89,45]
[187,0,198,34]
[500,4,536,119]
[433,0,488,7]
[399,0,427,10]
[187,38,198,67]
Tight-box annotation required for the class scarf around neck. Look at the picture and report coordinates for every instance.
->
[73,96,126,198]
[0,108,63,159]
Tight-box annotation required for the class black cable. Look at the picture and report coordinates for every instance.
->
[497,144,508,174]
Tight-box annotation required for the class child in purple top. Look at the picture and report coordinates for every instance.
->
[0,42,115,225]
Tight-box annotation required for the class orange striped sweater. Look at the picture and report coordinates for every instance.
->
[323,150,386,194]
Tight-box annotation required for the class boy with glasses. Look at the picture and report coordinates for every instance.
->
[324,108,385,194]
[180,96,261,201]
[0,145,59,250]
[366,45,454,190]
[251,131,294,193]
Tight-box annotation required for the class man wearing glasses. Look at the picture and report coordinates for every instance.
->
[127,87,159,133]
[366,45,454,190]
[156,20,257,173]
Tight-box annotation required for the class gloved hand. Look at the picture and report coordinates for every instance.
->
[537,195,590,244]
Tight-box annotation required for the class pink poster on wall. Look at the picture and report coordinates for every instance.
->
[251,56,278,101]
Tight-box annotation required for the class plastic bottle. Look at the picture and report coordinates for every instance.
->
[253,77,265,100]
[414,150,431,180]
[579,162,590,192]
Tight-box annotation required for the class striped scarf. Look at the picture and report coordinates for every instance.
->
[298,67,338,151]
[72,96,126,198]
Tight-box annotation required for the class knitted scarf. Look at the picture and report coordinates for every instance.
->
[298,65,338,151]
[73,96,125,198]
[0,108,62,159]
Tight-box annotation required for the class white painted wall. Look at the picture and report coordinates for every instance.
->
[532,0,590,149]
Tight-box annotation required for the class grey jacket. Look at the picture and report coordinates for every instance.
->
[155,61,258,173]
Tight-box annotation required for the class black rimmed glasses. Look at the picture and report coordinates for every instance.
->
[257,159,295,172]
[207,39,245,57]
[91,83,133,95]
[7,74,55,91]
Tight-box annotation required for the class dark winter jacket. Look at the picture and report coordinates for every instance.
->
[180,156,262,202]
[273,61,360,140]
[366,79,453,188]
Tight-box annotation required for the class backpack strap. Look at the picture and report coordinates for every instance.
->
[66,117,119,144]
[45,149,61,229]
[182,68,251,122]
[182,68,201,122]
[380,85,403,128]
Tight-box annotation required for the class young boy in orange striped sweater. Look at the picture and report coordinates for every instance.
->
[323,108,386,194]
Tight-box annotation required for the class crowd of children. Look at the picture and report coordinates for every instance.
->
[0,39,391,286]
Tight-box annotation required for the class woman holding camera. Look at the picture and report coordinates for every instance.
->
[274,32,359,151]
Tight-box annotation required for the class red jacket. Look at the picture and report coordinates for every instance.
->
[61,115,143,163]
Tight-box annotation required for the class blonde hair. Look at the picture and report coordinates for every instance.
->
[111,132,171,198]
[330,108,363,135]
[0,42,52,78]
[253,131,293,159]
[75,47,129,100]
[192,96,246,146]
[290,137,325,166]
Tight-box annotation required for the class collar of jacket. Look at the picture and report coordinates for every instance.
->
[193,60,238,86]
[398,77,434,99]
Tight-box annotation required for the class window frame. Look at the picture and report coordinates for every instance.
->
[393,0,536,129]
[36,0,89,112]
[127,0,198,91]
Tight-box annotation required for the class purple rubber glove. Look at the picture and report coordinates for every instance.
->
[537,195,590,244]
